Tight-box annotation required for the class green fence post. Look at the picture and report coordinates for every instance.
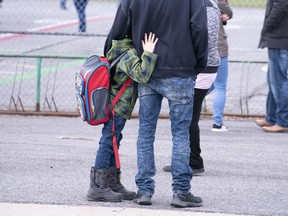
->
[36,57,42,112]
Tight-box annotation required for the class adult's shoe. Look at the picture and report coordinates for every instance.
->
[263,125,288,132]
[255,119,271,127]
[193,168,205,175]
[163,165,171,172]
[133,192,152,205]
[60,5,67,10]
[163,165,205,175]
[211,124,229,132]
[170,193,202,208]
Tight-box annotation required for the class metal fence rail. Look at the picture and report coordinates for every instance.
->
[0,0,269,117]
[0,55,268,117]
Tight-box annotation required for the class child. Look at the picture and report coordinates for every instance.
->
[87,32,158,202]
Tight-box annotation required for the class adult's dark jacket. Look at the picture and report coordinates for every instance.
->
[104,0,208,78]
[259,0,288,49]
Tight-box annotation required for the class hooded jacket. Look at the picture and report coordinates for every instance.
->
[104,0,208,78]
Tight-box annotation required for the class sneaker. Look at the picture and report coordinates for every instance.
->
[133,192,152,205]
[170,193,202,208]
[60,5,67,10]
[163,165,171,172]
[211,123,229,132]
[193,168,205,175]
[163,165,205,175]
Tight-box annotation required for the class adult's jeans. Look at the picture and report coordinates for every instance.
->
[208,57,228,126]
[265,48,288,128]
[135,76,195,197]
[94,113,127,169]
[73,0,88,32]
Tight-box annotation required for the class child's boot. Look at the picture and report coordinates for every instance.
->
[107,167,136,200]
[87,167,123,202]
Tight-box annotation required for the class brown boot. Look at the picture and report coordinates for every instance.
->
[87,167,123,202]
[107,167,136,200]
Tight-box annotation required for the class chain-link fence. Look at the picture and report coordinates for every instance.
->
[0,0,268,117]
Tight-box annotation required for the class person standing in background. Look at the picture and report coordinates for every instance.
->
[60,0,67,10]
[209,0,233,132]
[256,0,288,132]
[73,0,88,32]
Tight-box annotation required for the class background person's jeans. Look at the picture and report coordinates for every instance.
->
[135,76,195,196]
[60,0,67,8]
[73,0,88,32]
[266,48,288,127]
[208,57,228,126]
[94,113,127,169]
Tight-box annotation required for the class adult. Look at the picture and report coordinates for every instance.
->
[104,0,208,208]
[208,0,233,132]
[73,0,88,32]
[256,0,288,132]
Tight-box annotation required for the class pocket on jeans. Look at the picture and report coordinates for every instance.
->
[138,83,154,98]
[166,77,194,104]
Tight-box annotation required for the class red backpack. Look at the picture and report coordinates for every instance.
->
[75,52,131,126]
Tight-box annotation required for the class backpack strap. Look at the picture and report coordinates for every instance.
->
[111,109,121,169]
[110,77,132,170]
[110,49,129,68]
[111,78,133,106]
[109,49,132,170]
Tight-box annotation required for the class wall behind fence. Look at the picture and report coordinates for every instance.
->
[0,0,268,117]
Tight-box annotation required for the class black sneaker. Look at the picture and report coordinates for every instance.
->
[163,165,171,172]
[192,168,205,175]
[133,192,152,205]
[211,123,229,132]
[170,193,202,208]
[163,165,205,175]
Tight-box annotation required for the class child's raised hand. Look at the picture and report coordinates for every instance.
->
[142,32,158,53]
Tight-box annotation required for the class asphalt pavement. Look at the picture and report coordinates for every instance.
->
[0,114,287,216]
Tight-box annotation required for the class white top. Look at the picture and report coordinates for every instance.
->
[195,73,217,89]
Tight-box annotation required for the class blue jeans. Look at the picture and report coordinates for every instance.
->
[208,57,228,126]
[94,113,127,169]
[60,0,67,8]
[135,76,195,196]
[73,0,88,32]
[265,48,288,127]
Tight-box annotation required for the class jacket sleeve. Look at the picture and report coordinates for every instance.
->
[264,0,288,32]
[190,0,208,74]
[104,1,132,55]
[118,50,158,83]
[218,0,233,18]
